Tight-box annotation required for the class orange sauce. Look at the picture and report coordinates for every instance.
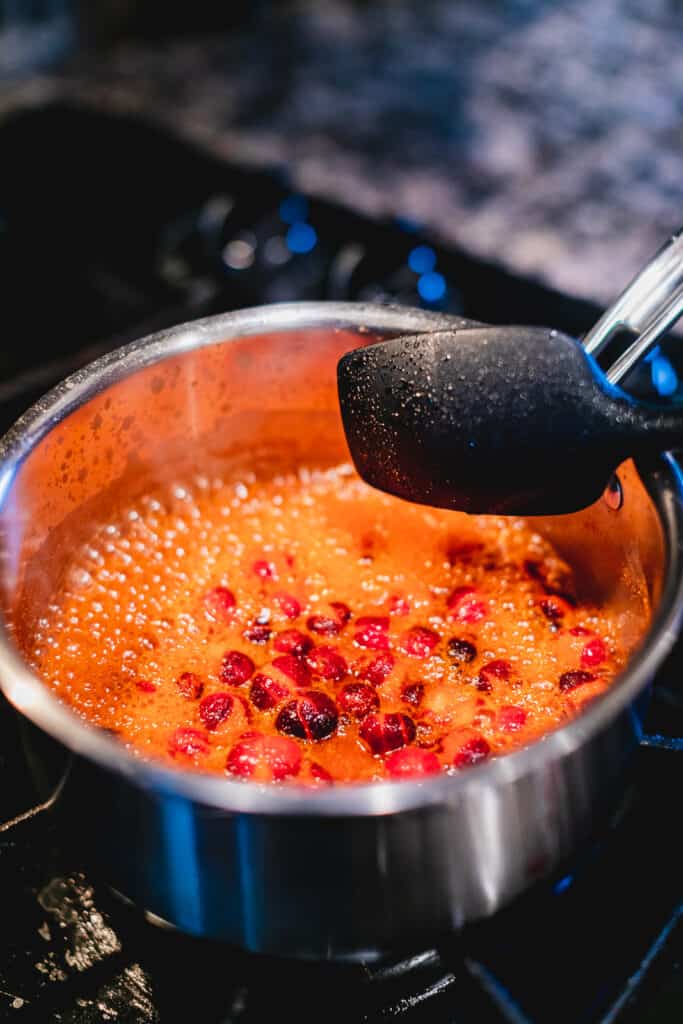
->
[28,465,628,784]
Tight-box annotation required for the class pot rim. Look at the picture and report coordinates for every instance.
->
[1,301,682,817]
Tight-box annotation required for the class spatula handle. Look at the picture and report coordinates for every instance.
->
[583,226,683,363]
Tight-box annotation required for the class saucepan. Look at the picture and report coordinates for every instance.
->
[0,302,682,961]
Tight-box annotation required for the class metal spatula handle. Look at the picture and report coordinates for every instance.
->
[583,227,683,385]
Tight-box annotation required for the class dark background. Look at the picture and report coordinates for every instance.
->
[2,0,683,305]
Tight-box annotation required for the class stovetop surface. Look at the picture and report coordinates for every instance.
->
[0,103,682,1023]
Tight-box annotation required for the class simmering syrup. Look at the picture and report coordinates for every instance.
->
[29,465,630,784]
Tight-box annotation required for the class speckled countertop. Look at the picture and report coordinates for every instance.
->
[3,0,683,304]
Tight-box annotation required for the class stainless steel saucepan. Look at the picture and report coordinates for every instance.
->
[0,302,682,961]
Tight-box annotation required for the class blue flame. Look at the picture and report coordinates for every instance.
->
[408,245,437,275]
[417,271,447,303]
[286,222,317,255]
[279,194,308,225]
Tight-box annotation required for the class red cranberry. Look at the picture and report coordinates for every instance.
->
[399,626,439,658]
[447,638,477,663]
[250,673,291,711]
[226,732,301,781]
[360,712,416,755]
[475,678,493,693]
[451,735,490,768]
[498,705,527,732]
[135,679,157,693]
[252,559,277,580]
[276,691,339,741]
[401,682,424,707]
[220,651,255,686]
[309,762,333,785]
[274,629,313,657]
[446,540,484,564]
[354,617,391,650]
[175,672,204,699]
[199,692,234,730]
[447,586,488,624]
[388,594,411,616]
[570,625,591,636]
[274,592,301,619]
[306,645,348,682]
[386,747,440,779]
[355,615,389,632]
[329,601,352,625]
[273,654,311,687]
[168,727,209,759]
[362,652,395,686]
[307,614,342,637]
[203,586,236,620]
[539,596,572,622]
[243,623,272,645]
[559,669,595,692]
[479,659,512,684]
[581,637,607,668]
[338,682,380,719]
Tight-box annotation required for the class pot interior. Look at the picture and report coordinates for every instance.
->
[0,320,666,691]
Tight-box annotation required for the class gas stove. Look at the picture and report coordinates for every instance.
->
[0,103,681,1023]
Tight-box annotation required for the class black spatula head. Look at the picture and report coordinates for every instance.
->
[337,327,681,516]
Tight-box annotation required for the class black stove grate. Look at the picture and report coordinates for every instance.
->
[0,103,682,1023]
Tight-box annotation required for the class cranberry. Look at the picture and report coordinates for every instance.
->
[401,682,424,707]
[354,618,391,650]
[338,682,380,719]
[498,705,527,731]
[355,630,390,651]
[135,679,157,693]
[475,678,493,693]
[307,614,342,637]
[306,645,348,682]
[276,691,339,741]
[226,732,301,781]
[355,615,389,632]
[362,652,395,686]
[559,669,595,692]
[388,594,411,616]
[447,638,477,663]
[250,673,291,711]
[451,735,490,769]
[386,747,440,779]
[204,586,236,620]
[309,762,333,785]
[447,540,485,563]
[273,654,311,687]
[399,626,439,658]
[581,637,607,668]
[252,559,277,580]
[274,629,313,657]
[539,596,572,622]
[479,659,512,684]
[220,650,255,686]
[199,692,234,730]
[175,672,204,700]
[570,625,591,636]
[360,712,416,755]
[168,727,209,759]
[243,623,272,645]
[329,601,352,625]
[274,592,301,619]
[447,586,488,624]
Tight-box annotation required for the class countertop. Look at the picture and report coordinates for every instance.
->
[3,0,683,304]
